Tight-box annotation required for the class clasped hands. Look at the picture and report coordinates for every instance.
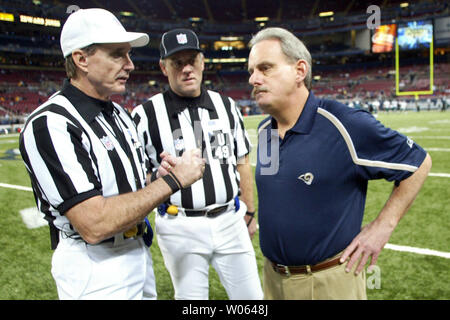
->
[157,149,206,188]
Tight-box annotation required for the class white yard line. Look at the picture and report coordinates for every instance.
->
[0,182,32,192]
[410,136,450,140]
[20,207,48,229]
[429,173,450,178]
[0,133,20,138]
[385,244,450,259]
[425,148,450,152]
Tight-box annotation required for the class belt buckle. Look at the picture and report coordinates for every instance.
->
[206,205,224,217]
[277,264,291,276]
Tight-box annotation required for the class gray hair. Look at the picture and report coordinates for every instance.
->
[249,27,312,90]
[64,44,99,79]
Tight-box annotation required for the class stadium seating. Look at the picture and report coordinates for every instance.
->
[0,0,448,122]
[2,60,448,119]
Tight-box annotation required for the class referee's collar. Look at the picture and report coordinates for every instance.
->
[60,79,115,122]
[165,86,214,118]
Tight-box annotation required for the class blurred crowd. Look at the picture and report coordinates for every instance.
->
[1,62,449,128]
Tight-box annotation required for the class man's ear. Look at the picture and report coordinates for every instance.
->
[72,50,89,73]
[199,53,205,73]
[159,59,168,77]
[295,59,308,85]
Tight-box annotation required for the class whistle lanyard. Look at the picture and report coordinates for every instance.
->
[99,111,132,157]
[181,107,206,149]
[99,111,144,189]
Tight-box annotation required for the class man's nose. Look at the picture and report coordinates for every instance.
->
[249,70,262,86]
[182,62,194,73]
[124,53,135,72]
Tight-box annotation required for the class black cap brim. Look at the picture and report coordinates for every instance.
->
[161,46,203,59]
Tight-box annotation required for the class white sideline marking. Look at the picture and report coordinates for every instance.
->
[428,119,450,124]
[385,244,450,259]
[397,127,429,133]
[0,139,17,144]
[429,173,450,178]
[426,148,450,152]
[410,136,450,140]
[0,133,20,138]
[20,207,47,229]
[0,182,32,192]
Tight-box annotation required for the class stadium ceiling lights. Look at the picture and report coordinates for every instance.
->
[220,36,242,41]
[400,3,409,8]
[0,12,14,22]
[254,17,269,22]
[254,17,268,28]
[204,58,247,63]
[319,11,334,17]
[120,11,135,17]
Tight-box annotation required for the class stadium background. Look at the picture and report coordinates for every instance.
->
[0,0,449,300]
[0,0,449,126]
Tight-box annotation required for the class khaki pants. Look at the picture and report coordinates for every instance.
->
[263,255,367,300]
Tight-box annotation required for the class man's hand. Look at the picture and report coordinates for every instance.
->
[158,151,177,178]
[340,153,431,275]
[160,149,206,188]
[244,214,257,239]
[237,155,257,239]
[340,219,394,275]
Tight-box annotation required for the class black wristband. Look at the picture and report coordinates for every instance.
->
[162,174,180,193]
[246,215,254,227]
[245,211,255,217]
[168,171,183,189]
[150,170,158,182]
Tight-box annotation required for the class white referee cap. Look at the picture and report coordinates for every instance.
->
[60,8,149,58]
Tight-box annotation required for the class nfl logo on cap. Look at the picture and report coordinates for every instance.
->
[176,33,188,44]
[160,28,203,59]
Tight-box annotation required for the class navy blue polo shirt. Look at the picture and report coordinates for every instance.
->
[255,92,427,266]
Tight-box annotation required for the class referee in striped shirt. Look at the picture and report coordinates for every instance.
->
[132,29,263,300]
[19,9,204,300]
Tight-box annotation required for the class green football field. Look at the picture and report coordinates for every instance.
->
[0,110,449,300]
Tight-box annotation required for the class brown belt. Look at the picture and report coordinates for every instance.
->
[271,256,342,276]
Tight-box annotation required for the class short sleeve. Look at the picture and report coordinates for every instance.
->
[344,110,427,182]
[20,111,101,213]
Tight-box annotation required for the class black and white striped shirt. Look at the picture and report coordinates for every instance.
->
[19,80,148,236]
[132,87,251,210]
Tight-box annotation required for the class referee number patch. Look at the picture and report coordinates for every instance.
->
[210,130,232,161]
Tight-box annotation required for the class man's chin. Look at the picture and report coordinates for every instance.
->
[178,86,201,97]
[112,84,127,95]
[256,101,273,114]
